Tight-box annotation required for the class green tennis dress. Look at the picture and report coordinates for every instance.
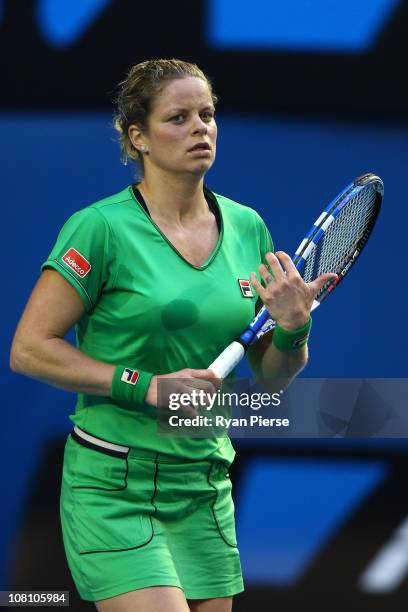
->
[42,185,273,602]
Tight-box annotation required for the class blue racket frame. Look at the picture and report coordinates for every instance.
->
[244,173,383,347]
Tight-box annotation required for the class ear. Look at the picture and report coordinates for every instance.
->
[128,124,148,153]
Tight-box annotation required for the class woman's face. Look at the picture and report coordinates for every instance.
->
[134,76,217,177]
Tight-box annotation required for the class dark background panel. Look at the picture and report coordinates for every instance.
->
[0,0,408,118]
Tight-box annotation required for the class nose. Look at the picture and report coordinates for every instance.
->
[191,113,208,135]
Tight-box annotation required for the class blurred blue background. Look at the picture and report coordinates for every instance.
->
[2,1,408,609]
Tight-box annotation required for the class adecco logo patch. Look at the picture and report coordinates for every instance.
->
[62,247,91,278]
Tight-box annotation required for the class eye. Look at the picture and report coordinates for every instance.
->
[170,114,184,123]
[201,111,215,122]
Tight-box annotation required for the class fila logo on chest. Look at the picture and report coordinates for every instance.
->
[238,279,254,298]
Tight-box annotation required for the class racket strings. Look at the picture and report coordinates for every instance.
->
[301,186,378,297]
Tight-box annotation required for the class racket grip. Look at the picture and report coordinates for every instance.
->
[208,341,246,378]
[311,299,320,312]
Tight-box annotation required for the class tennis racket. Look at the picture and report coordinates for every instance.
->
[209,173,383,378]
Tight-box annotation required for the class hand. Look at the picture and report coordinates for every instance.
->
[145,368,221,415]
[250,251,337,330]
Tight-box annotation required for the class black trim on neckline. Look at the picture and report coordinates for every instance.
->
[131,184,221,232]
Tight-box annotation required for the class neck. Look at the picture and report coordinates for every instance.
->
[137,168,208,223]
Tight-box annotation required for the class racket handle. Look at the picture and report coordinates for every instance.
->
[210,301,321,377]
[311,299,320,312]
[208,341,246,378]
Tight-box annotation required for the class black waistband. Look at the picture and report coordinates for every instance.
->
[71,427,129,459]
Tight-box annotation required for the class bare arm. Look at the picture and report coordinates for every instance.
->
[10,269,220,406]
[247,330,308,389]
[10,269,115,395]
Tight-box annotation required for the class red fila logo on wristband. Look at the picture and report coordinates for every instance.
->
[62,247,91,278]
[238,279,254,298]
[121,368,140,385]
[292,333,310,349]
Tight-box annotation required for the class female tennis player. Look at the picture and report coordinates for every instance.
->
[10,59,334,612]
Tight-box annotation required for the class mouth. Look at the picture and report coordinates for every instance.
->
[188,142,211,152]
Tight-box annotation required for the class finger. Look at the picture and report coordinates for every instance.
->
[178,384,215,412]
[188,370,222,391]
[188,368,220,381]
[207,373,222,391]
[274,251,299,279]
[265,252,285,280]
[309,272,338,296]
[184,378,218,395]
[258,263,275,286]
[173,383,205,413]
[250,272,266,299]
[181,403,199,418]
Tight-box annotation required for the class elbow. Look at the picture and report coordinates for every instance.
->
[9,340,35,375]
[10,343,25,373]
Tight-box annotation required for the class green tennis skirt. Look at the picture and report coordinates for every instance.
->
[60,428,244,602]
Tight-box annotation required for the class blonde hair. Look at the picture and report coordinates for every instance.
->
[113,58,217,167]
